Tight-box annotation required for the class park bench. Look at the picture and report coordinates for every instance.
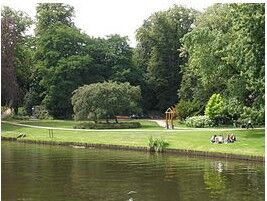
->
[116,115,130,120]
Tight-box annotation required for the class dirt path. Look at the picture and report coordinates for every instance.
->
[150,119,166,127]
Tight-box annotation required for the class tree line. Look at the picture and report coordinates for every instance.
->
[1,3,264,124]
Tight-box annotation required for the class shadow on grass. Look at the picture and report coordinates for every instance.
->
[1,123,21,133]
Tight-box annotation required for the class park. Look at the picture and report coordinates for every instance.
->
[1,2,265,201]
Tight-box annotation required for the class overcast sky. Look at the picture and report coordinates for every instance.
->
[1,0,263,46]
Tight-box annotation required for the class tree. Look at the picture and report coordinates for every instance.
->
[33,3,97,118]
[33,3,143,119]
[135,5,198,111]
[35,3,74,35]
[72,81,142,123]
[179,3,265,123]
[1,6,32,110]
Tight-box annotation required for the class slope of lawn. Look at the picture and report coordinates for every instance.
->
[1,121,264,157]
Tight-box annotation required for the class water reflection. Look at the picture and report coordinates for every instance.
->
[1,142,264,201]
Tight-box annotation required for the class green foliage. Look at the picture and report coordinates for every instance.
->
[205,94,224,119]
[240,106,265,125]
[36,3,74,35]
[221,98,244,119]
[180,3,264,125]
[23,88,42,115]
[185,115,213,128]
[32,4,142,118]
[135,5,198,111]
[73,122,141,129]
[33,105,53,120]
[1,6,33,108]
[72,81,142,122]
[148,136,169,152]
[176,99,201,120]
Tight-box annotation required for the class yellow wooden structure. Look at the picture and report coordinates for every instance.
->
[165,106,176,129]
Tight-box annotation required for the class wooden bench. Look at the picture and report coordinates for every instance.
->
[116,115,130,120]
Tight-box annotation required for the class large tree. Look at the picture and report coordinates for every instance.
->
[33,3,142,119]
[32,3,99,118]
[1,6,32,110]
[179,3,265,123]
[135,5,198,112]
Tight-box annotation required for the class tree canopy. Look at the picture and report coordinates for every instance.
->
[178,3,265,124]
[72,81,141,122]
[2,3,264,125]
[135,5,198,111]
[1,6,32,110]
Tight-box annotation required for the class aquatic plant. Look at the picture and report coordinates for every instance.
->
[148,136,169,152]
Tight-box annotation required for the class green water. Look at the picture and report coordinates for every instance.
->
[1,141,264,201]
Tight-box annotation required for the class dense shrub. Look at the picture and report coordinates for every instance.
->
[72,81,141,122]
[176,99,201,120]
[33,105,53,120]
[239,106,265,126]
[205,93,224,119]
[185,115,214,128]
[11,115,30,120]
[148,136,169,152]
[73,122,142,129]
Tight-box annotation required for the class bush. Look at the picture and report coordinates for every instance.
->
[176,99,201,120]
[239,106,265,126]
[17,107,28,116]
[33,105,53,120]
[185,115,214,128]
[11,115,30,120]
[73,122,142,129]
[205,93,224,119]
[148,136,169,152]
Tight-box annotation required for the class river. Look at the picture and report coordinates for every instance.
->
[1,141,264,201]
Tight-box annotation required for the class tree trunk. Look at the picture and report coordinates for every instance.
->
[94,113,98,123]
[14,106,18,115]
[115,116,118,123]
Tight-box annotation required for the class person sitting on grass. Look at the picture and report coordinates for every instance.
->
[225,134,231,143]
[215,135,224,144]
[210,135,217,143]
[224,134,236,143]
[230,134,236,142]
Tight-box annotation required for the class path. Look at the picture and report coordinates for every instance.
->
[2,121,264,132]
[150,119,166,127]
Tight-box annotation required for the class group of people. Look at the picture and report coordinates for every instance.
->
[210,134,236,144]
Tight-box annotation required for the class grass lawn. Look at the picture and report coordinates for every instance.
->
[1,120,265,157]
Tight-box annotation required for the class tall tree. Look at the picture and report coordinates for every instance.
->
[33,4,141,118]
[1,6,32,110]
[179,3,265,123]
[35,3,74,35]
[135,5,198,111]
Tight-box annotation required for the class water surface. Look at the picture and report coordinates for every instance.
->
[2,141,264,201]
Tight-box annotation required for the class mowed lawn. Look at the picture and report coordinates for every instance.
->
[1,120,265,157]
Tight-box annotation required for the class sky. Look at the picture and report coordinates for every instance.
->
[1,0,264,47]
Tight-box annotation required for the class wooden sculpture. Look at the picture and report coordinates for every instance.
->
[165,106,176,129]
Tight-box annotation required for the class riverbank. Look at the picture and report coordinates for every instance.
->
[2,136,264,162]
[1,120,265,161]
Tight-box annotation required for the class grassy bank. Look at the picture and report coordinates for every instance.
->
[1,120,265,157]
